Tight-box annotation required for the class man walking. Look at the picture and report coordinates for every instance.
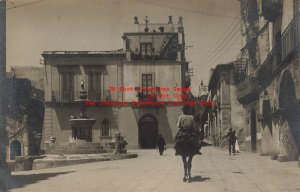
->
[157,134,166,156]
[226,128,237,155]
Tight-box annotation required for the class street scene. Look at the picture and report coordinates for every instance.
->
[0,0,300,191]
[8,148,300,192]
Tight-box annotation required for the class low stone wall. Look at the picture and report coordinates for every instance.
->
[12,156,46,171]
[32,153,138,170]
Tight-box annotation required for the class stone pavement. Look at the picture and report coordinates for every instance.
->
[8,146,300,192]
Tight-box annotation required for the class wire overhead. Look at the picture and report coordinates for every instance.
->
[199,26,241,70]
[136,0,239,20]
[200,19,240,64]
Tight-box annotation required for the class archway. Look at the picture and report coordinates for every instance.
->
[279,70,299,153]
[251,109,257,151]
[279,71,296,109]
[10,140,21,160]
[138,114,158,149]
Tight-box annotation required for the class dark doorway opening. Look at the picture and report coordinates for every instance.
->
[279,70,300,153]
[251,109,257,151]
[72,126,92,142]
[138,114,158,149]
[10,140,21,160]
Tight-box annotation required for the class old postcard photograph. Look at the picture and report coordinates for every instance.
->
[0,0,300,191]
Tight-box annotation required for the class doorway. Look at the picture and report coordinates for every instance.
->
[138,114,158,149]
[10,140,21,160]
[279,70,299,153]
[251,109,257,151]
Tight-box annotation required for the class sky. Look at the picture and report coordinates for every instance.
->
[6,0,242,95]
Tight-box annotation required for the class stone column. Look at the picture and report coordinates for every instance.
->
[277,115,298,162]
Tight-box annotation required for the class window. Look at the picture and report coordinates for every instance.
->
[142,74,153,93]
[101,119,109,137]
[140,43,152,56]
[61,72,74,101]
[88,71,101,100]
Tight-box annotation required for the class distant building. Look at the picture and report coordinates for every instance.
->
[207,63,243,147]
[41,16,190,150]
[5,72,44,160]
[9,66,44,101]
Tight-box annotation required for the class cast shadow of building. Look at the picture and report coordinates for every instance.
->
[8,171,74,190]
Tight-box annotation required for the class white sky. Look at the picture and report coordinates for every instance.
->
[6,0,242,95]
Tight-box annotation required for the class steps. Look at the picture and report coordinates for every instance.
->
[45,142,113,154]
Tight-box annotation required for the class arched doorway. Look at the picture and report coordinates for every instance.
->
[251,109,257,151]
[10,140,21,160]
[279,70,299,153]
[138,114,158,149]
[279,71,296,109]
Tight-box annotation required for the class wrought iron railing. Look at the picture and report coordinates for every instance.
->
[257,47,276,87]
[281,11,300,62]
[237,76,259,101]
[51,91,102,102]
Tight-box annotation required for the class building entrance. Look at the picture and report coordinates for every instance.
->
[10,140,21,160]
[138,114,158,149]
[72,126,92,142]
[279,70,299,153]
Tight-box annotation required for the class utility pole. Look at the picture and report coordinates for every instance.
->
[0,0,10,191]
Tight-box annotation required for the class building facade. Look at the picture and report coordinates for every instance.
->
[5,73,44,160]
[42,17,190,150]
[207,63,244,147]
[236,0,300,162]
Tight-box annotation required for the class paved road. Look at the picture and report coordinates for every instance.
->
[8,147,300,192]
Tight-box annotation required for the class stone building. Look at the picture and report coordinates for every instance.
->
[236,0,300,163]
[41,16,190,150]
[207,63,244,147]
[5,73,44,160]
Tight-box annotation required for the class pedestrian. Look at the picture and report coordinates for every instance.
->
[157,134,166,156]
[234,130,240,153]
[174,105,201,182]
[226,128,236,155]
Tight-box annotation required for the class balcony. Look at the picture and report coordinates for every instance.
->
[51,91,102,102]
[136,91,157,102]
[261,0,282,21]
[281,11,300,62]
[237,76,259,104]
[257,49,275,87]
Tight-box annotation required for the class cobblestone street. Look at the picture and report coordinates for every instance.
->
[8,147,300,192]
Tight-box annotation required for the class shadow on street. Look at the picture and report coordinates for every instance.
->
[8,171,74,190]
[190,176,210,182]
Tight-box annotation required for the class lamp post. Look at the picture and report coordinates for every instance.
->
[0,0,10,190]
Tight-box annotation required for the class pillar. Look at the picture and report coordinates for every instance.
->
[277,115,298,162]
